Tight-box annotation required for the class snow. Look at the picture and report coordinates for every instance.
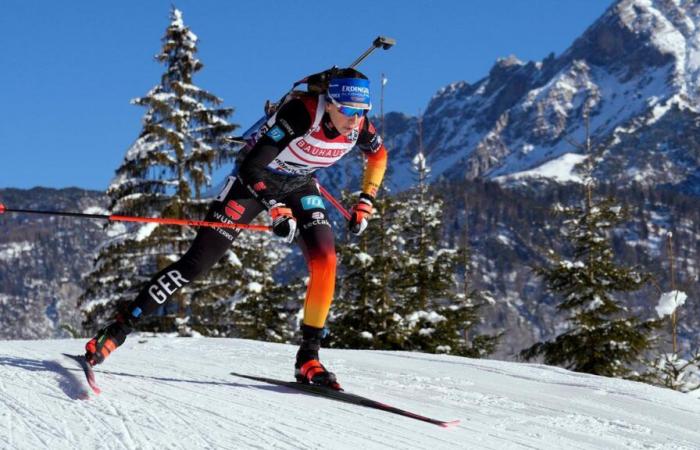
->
[82,206,109,216]
[656,290,689,317]
[0,241,33,260]
[406,311,447,325]
[134,222,158,242]
[246,282,263,293]
[106,222,127,238]
[1,338,700,449]
[353,252,373,267]
[497,153,588,184]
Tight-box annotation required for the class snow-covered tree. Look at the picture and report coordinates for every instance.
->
[645,348,700,393]
[393,152,497,356]
[642,248,700,393]
[330,152,498,357]
[79,8,238,333]
[330,189,408,350]
[521,189,656,377]
[219,229,297,342]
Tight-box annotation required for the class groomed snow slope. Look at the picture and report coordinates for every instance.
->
[1,338,699,449]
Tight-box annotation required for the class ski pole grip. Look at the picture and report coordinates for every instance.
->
[0,203,5,214]
[373,36,396,50]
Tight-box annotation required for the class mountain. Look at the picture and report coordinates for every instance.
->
[0,188,108,339]
[316,0,700,358]
[1,337,699,449]
[324,0,700,194]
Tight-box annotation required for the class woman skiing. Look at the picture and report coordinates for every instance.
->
[85,68,387,390]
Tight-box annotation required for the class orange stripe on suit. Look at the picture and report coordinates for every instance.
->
[361,144,388,197]
[303,247,337,328]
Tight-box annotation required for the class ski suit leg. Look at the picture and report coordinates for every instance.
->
[284,185,336,329]
[126,176,265,320]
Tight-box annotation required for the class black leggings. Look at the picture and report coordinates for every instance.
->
[126,175,337,328]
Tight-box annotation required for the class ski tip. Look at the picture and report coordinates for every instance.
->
[439,420,461,428]
[62,353,102,395]
[0,203,5,214]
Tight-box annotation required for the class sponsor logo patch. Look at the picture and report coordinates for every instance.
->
[295,139,347,158]
[253,181,267,192]
[279,119,295,135]
[301,195,325,210]
[266,125,285,142]
[225,200,245,221]
[302,219,331,230]
[311,211,325,220]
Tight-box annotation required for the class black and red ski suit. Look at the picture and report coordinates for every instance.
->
[124,94,388,330]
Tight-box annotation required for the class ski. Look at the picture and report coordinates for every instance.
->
[62,353,101,395]
[231,372,459,428]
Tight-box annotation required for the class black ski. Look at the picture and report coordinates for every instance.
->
[62,353,101,395]
[231,372,459,428]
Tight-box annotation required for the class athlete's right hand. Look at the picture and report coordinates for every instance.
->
[348,194,373,236]
[269,203,297,243]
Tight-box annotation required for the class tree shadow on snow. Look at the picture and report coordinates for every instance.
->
[0,355,89,400]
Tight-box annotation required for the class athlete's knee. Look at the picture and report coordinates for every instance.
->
[309,245,337,272]
[175,239,226,280]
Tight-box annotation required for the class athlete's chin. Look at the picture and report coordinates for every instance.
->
[339,127,357,136]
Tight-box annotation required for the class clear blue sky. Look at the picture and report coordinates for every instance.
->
[0,0,612,191]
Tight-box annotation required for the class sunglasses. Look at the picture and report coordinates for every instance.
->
[326,95,369,118]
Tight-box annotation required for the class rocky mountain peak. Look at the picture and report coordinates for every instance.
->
[329,0,700,195]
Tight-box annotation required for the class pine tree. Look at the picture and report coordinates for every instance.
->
[521,186,656,377]
[330,152,498,357]
[393,152,497,356]
[79,8,238,334]
[330,189,408,349]
[222,229,299,342]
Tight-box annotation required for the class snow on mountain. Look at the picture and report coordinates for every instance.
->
[333,0,700,193]
[2,337,700,449]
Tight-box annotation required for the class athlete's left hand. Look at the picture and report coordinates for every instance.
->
[348,194,373,236]
[270,203,297,243]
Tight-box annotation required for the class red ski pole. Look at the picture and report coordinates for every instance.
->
[0,203,271,232]
[316,184,352,220]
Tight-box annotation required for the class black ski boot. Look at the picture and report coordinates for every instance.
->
[85,312,134,366]
[294,324,341,390]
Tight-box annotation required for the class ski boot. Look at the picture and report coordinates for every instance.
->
[294,324,341,390]
[85,312,133,366]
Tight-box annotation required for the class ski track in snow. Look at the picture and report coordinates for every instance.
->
[1,338,699,449]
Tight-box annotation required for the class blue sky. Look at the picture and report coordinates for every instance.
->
[0,0,612,190]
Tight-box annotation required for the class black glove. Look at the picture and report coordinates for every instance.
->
[270,203,297,243]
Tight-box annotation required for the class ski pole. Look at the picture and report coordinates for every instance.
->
[229,35,397,146]
[0,203,272,232]
[316,184,352,220]
[349,36,396,68]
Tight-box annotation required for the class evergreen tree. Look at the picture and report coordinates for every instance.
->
[330,152,498,357]
[330,189,408,349]
[521,187,656,377]
[79,8,238,334]
[393,153,497,356]
[222,228,299,342]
